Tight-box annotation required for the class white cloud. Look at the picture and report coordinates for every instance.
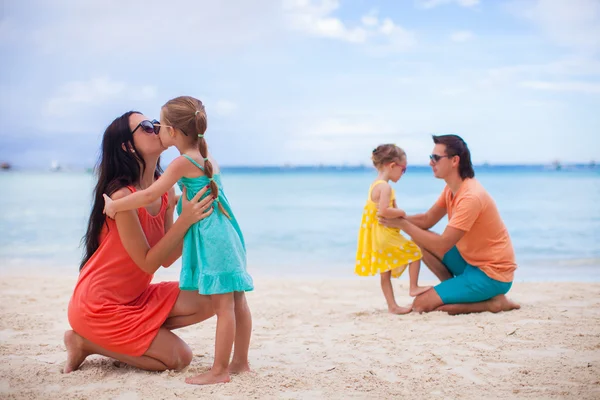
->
[450,30,474,42]
[361,13,379,27]
[20,0,282,57]
[43,77,157,118]
[284,1,415,51]
[305,118,395,137]
[416,0,480,9]
[280,116,422,164]
[521,81,600,94]
[214,100,238,117]
[509,0,600,53]
[284,0,367,43]
[480,57,600,92]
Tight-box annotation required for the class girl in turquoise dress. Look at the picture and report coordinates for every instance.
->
[103,96,253,386]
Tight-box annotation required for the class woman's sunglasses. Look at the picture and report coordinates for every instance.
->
[132,119,160,135]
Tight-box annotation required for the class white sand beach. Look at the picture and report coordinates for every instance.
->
[1,271,599,399]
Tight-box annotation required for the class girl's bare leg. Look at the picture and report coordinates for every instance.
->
[380,271,411,314]
[408,260,433,297]
[185,293,235,385]
[229,291,252,373]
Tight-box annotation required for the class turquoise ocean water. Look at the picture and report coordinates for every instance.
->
[0,166,599,281]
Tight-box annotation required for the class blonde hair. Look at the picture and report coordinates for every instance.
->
[162,96,230,219]
[371,144,406,168]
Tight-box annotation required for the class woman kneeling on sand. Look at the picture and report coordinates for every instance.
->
[64,111,215,373]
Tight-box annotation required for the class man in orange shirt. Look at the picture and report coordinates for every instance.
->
[380,135,520,315]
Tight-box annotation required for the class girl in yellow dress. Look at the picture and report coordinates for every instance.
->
[355,144,431,314]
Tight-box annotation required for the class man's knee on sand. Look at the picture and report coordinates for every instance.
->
[412,289,443,313]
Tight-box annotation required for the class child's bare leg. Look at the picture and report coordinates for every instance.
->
[185,293,235,385]
[408,260,432,297]
[229,291,252,374]
[380,271,411,315]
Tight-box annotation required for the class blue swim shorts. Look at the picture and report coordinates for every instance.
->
[434,246,513,304]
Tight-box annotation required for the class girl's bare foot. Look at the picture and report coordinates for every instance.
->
[63,330,89,373]
[409,285,433,297]
[388,305,412,315]
[185,369,231,385]
[228,360,251,374]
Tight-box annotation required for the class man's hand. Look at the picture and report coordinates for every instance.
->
[378,216,406,229]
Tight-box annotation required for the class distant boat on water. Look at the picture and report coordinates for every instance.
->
[0,162,11,170]
[551,160,562,171]
[50,161,62,172]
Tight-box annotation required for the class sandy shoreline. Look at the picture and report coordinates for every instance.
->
[1,271,599,399]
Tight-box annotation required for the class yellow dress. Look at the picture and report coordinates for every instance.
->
[355,180,423,278]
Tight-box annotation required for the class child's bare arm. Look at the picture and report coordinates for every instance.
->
[376,184,406,218]
[103,157,189,219]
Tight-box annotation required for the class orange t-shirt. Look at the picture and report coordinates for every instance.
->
[436,178,516,282]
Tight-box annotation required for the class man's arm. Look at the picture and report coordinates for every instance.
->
[384,194,482,257]
[404,204,446,230]
[397,219,465,259]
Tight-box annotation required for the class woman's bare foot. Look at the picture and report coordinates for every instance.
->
[63,330,89,373]
[388,305,412,315]
[185,369,231,385]
[409,285,433,297]
[228,360,251,374]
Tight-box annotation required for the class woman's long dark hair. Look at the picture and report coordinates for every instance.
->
[79,111,163,270]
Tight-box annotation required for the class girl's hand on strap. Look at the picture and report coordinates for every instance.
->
[178,186,214,227]
[103,194,117,219]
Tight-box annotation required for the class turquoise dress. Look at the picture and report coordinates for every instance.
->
[176,155,254,295]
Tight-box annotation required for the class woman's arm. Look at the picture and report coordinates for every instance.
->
[104,157,189,218]
[162,186,183,268]
[115,186,213,274]
[164,186,177,233]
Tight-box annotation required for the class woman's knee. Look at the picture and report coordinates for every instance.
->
[166,341,193,370]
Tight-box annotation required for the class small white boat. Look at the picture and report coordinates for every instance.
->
[50,161,62,172]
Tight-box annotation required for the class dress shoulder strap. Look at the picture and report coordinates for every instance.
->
[368,180,389,201]
[181,154,204,171]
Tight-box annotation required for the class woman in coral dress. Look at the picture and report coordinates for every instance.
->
[64,111,215,373]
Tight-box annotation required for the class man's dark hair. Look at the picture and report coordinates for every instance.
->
[432,134,475,179]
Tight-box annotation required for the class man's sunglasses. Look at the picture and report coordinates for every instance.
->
[429,154,453,163]
[132,119,160,135]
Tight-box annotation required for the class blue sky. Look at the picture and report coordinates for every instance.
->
[1,0,599,168]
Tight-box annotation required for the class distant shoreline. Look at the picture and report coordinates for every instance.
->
[1,163,598,174]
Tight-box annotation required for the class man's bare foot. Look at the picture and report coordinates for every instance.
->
[437,295,521,315]
[63,330,89,373]
[409,285,433,297]
[489,295,521,313]
[228,361,251,374]
[185,369,231,385]
[388,305,412,315]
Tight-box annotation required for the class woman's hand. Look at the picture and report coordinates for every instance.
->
[178,186,214,227]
